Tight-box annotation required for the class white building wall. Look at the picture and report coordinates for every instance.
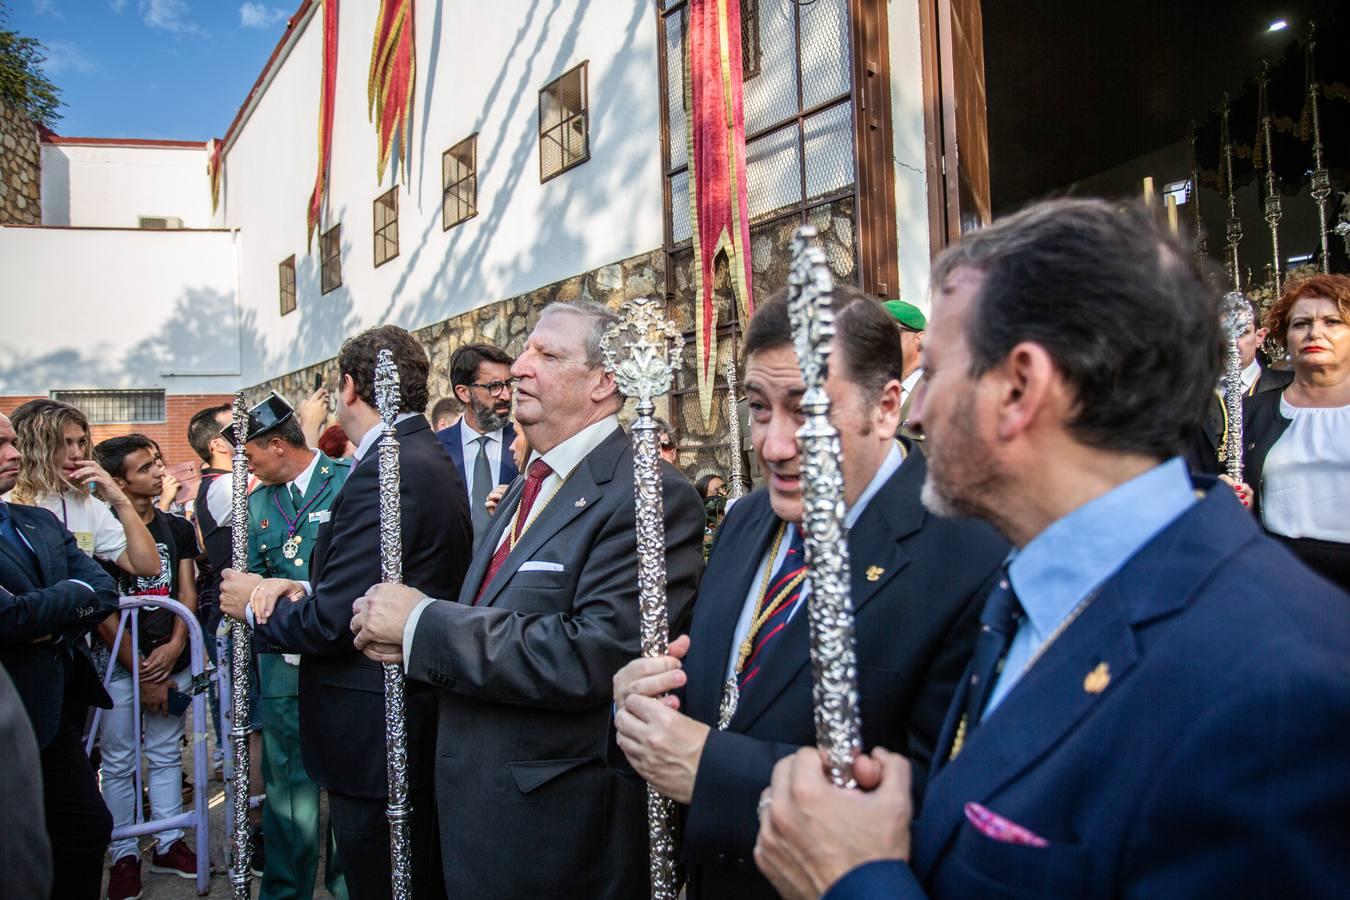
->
[220,0,665,387]
[40,143,212,228]
[889,0,933,310]
[0,227,240,395]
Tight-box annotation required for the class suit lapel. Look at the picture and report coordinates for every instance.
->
[458,477,524,604]
[445,421,465,472]
[686,502,781,725]
[0,525,39,588]
[729,455,925,731]
[914,489,1243,879]
[20,518,54,584]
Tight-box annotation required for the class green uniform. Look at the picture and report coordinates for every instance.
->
[248,451,351,900]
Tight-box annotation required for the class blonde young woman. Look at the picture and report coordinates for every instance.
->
[9,399,159,578]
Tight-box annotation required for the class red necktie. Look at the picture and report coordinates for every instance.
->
[474,458,554,605]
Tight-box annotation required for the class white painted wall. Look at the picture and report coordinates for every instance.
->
[888,0,933,311]
[40,143,213,229]
[0,227,240,394]
[219,0,664,387]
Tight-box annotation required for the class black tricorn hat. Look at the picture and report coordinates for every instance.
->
[220,392,295,445]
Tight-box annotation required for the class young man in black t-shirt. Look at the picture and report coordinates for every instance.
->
[92,436,201,899]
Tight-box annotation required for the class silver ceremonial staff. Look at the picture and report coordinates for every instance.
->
[374,349,413,899]
[227,392,254,898]
[601,295,685,900]
[724,355,746,501]
[1220,292,1252,483]
[787,226,864,789]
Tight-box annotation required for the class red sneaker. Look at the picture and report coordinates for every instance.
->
[106,855,142,900]
[148,839,197,880]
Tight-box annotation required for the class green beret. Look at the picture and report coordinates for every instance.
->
[883,300,927,332]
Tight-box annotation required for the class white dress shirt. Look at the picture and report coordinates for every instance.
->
[459,420,506,500]
[724,443,905,679]
[401,415,623,667]
[900,368,924,406]
[289,449,321,497]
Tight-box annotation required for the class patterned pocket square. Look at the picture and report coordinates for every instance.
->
[963,802,1050,847]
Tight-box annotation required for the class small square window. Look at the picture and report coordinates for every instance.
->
[279,255,296,316]
[539,62,589,182]
[321,224,342,294]
[442,135,478,230]
[373,188,399,268]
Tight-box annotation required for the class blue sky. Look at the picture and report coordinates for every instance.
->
[8,0,295,139]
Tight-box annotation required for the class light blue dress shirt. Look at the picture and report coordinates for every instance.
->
[983,457,1197,716]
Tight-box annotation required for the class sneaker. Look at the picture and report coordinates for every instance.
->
[106,855,142,900]
[148,840,197,880]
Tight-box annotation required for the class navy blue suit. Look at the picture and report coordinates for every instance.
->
[825,483,1350,899]
[0,501,119,898]
[681,446,1007,899]
[435,420,519,496]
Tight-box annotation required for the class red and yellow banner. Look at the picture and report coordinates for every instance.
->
[307,0,340,249]
[368,0,416,184]
[206,138,222,214]
[687,0,754,418]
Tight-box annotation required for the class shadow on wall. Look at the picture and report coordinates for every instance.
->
[0,286,243,392]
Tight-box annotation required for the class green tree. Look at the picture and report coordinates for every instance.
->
[0,2,63,128]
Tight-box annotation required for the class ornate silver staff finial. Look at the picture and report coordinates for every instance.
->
[601,295,684,900]
[1219,292,1252,483]
[1221,94,1243,291]
[1188,122,1207,262]
[1306,25,1331,274]
[374,349,413,899]
[786,225,863,789]
[1258,60,1283,296]
[724,355,745,501]
[227,391,253,898]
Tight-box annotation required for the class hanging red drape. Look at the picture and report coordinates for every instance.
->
[686,0,754,418]
[368,0,416,184]
[307,0,340,249]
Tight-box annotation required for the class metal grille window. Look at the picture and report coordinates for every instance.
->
[443,135,478,230]
[279,255,296,316]
[321,224,342,294]
[539,62,590,181]
[373,188,399,267]
[53,390,166,425]
[657,0,860,458]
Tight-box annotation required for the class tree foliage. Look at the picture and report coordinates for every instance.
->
[0,2,63,129]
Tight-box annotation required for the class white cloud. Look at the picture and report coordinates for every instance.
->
[138,0,202,34]
[32,0,62,17]
[41,40,98,75]
[110,0,128,12]
[239,2,287,29]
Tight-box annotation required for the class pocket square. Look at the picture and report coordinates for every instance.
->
[518,561,565,573]
[964,802,1049,847]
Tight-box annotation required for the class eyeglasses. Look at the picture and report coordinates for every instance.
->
[467,378,519,397]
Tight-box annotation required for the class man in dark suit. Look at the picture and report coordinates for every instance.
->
[433,343,520,546]
[220,325,473,900]
[610,291,1006,900]
[350,300,706,899]
[752,199,1350,899]
[1186,294,1293,475]
[0,411,118,899]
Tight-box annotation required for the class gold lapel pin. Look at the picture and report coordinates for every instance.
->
[1083,662,1111,694]
[320,465,330,475]
[575,498,587,508]
[865,565,884,582]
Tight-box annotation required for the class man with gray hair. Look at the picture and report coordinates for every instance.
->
[351,301,706,898]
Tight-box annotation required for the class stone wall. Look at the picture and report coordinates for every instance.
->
[247,248,667,415]
[0,100,40,225]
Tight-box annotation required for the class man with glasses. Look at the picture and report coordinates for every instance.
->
[435,344,520,549]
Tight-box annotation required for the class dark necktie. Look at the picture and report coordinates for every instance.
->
[0,503,40,574]
[950,570,1023,759]
[738,526,808,691]
[290,482,305,510]
[474,459,554,605]
[470,435,493,540]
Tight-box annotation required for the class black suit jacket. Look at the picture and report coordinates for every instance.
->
[1185,363,1292,476]
[0,503,119,747]
[406,425,705,899]
[678,446,1007,899]
[253,415,473,798]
